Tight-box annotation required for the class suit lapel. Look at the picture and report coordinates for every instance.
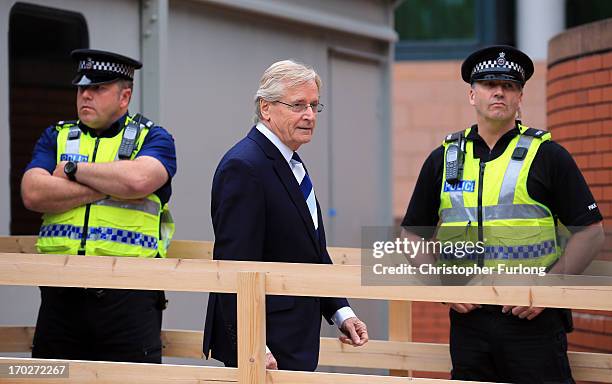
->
[247,128,321,253]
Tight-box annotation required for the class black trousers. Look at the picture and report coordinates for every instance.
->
[32,287,165,363]
[450,306,574,383]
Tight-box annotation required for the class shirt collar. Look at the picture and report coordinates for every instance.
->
[466,122,520,142]
[78,112,129,138]
[256,122,294,164]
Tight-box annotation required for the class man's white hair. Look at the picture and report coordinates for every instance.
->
[253,59,321,123]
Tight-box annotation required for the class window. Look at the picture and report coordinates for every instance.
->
[394,0,515,60]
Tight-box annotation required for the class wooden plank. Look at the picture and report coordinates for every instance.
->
[0,330,610,382]
[569,351,612,383]
[237,272,266,384]
[0,237,360,265]
[388,301,413,377]
[1,253,612,310]
[0,357,466,384]
[161,330,204,359]
[3,236,609,272]
[0,357,237,383]
[0,326,34,353]
[319,338,450,372]
[167,240,213,259]
[326,247,362,265]
[268,369,482,384]
[0,236,37,254]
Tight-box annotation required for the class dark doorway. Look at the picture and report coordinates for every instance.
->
[9,2,88,234]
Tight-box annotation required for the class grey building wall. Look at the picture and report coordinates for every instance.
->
[1,0,394,371]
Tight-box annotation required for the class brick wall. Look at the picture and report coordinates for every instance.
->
[547,19,612,357]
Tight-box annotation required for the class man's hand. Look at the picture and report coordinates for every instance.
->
[502,305,544,320]
[339,317,369,347]
[265,351,278,369]
[448,303,482,313]
[53,161,69,180]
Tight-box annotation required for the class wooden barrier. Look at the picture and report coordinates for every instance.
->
[1,327,611,382]
[0,237,611,383]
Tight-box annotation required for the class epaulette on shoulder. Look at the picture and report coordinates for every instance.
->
[54,120,78,131]
[131,113,155,129]
[444,129,466,143]
[522,127,548,138]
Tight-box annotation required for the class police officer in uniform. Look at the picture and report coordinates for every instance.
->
[21,49,177,363]
[401,45,604,383]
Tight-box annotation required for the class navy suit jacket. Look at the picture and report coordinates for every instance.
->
[203,127,349,371]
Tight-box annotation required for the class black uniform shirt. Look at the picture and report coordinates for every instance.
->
[401,123,603,237]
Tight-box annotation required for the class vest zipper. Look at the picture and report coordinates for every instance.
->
[78,137,101,255]
[477,161,486,267]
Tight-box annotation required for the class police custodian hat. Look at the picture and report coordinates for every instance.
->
[70,49,142,86]
[461,45,534,86]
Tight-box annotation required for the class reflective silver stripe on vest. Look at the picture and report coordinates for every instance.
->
[498,135,534,205]
[65,125,81,155]
[94,198,160,216]
[440,204,550,223]
[450,190,464,208]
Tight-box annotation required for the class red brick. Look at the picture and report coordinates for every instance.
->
[551,126,565,140]
[603,52,612,69]
[574,154,589,169]
[548,65,564,81]
[599,136,612,151]
[599,202,611,216]
[605,186,612,200]
[603,119,612,134]
[603,152,612,167]
[580,73,597,88]
[581,105,596,121]
[577,55,603,72]
[576,90,588,104]
[559,60,577,76]
[588,121,603,136]
[594,103,611,119]
[588,88,603,103]
[583,138,596,153]
[551,79,566,96]
[595,170,610,184]
[589,153,604,167]
[591,186,603,201]
[595,69,610,86]
[549,111,564,128]
[603,86,612,102]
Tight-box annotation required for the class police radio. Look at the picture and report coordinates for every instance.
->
[118,121,141,159]
[445,134,465,184]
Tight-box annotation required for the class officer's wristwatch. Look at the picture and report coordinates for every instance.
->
[64,161,78,182]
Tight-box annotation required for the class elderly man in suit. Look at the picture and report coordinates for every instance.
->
[203,60,368,371]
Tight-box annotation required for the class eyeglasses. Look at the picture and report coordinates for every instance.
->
[275,100,324,113]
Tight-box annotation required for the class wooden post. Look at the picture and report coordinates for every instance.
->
[389,300,412,377]
[237,271,266,384]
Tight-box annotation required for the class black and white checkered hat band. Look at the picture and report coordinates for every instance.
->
[79,60,135,79]
[471,60,525,79]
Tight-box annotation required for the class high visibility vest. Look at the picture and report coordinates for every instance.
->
[36,115,174,258]
[437,123,561,268]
